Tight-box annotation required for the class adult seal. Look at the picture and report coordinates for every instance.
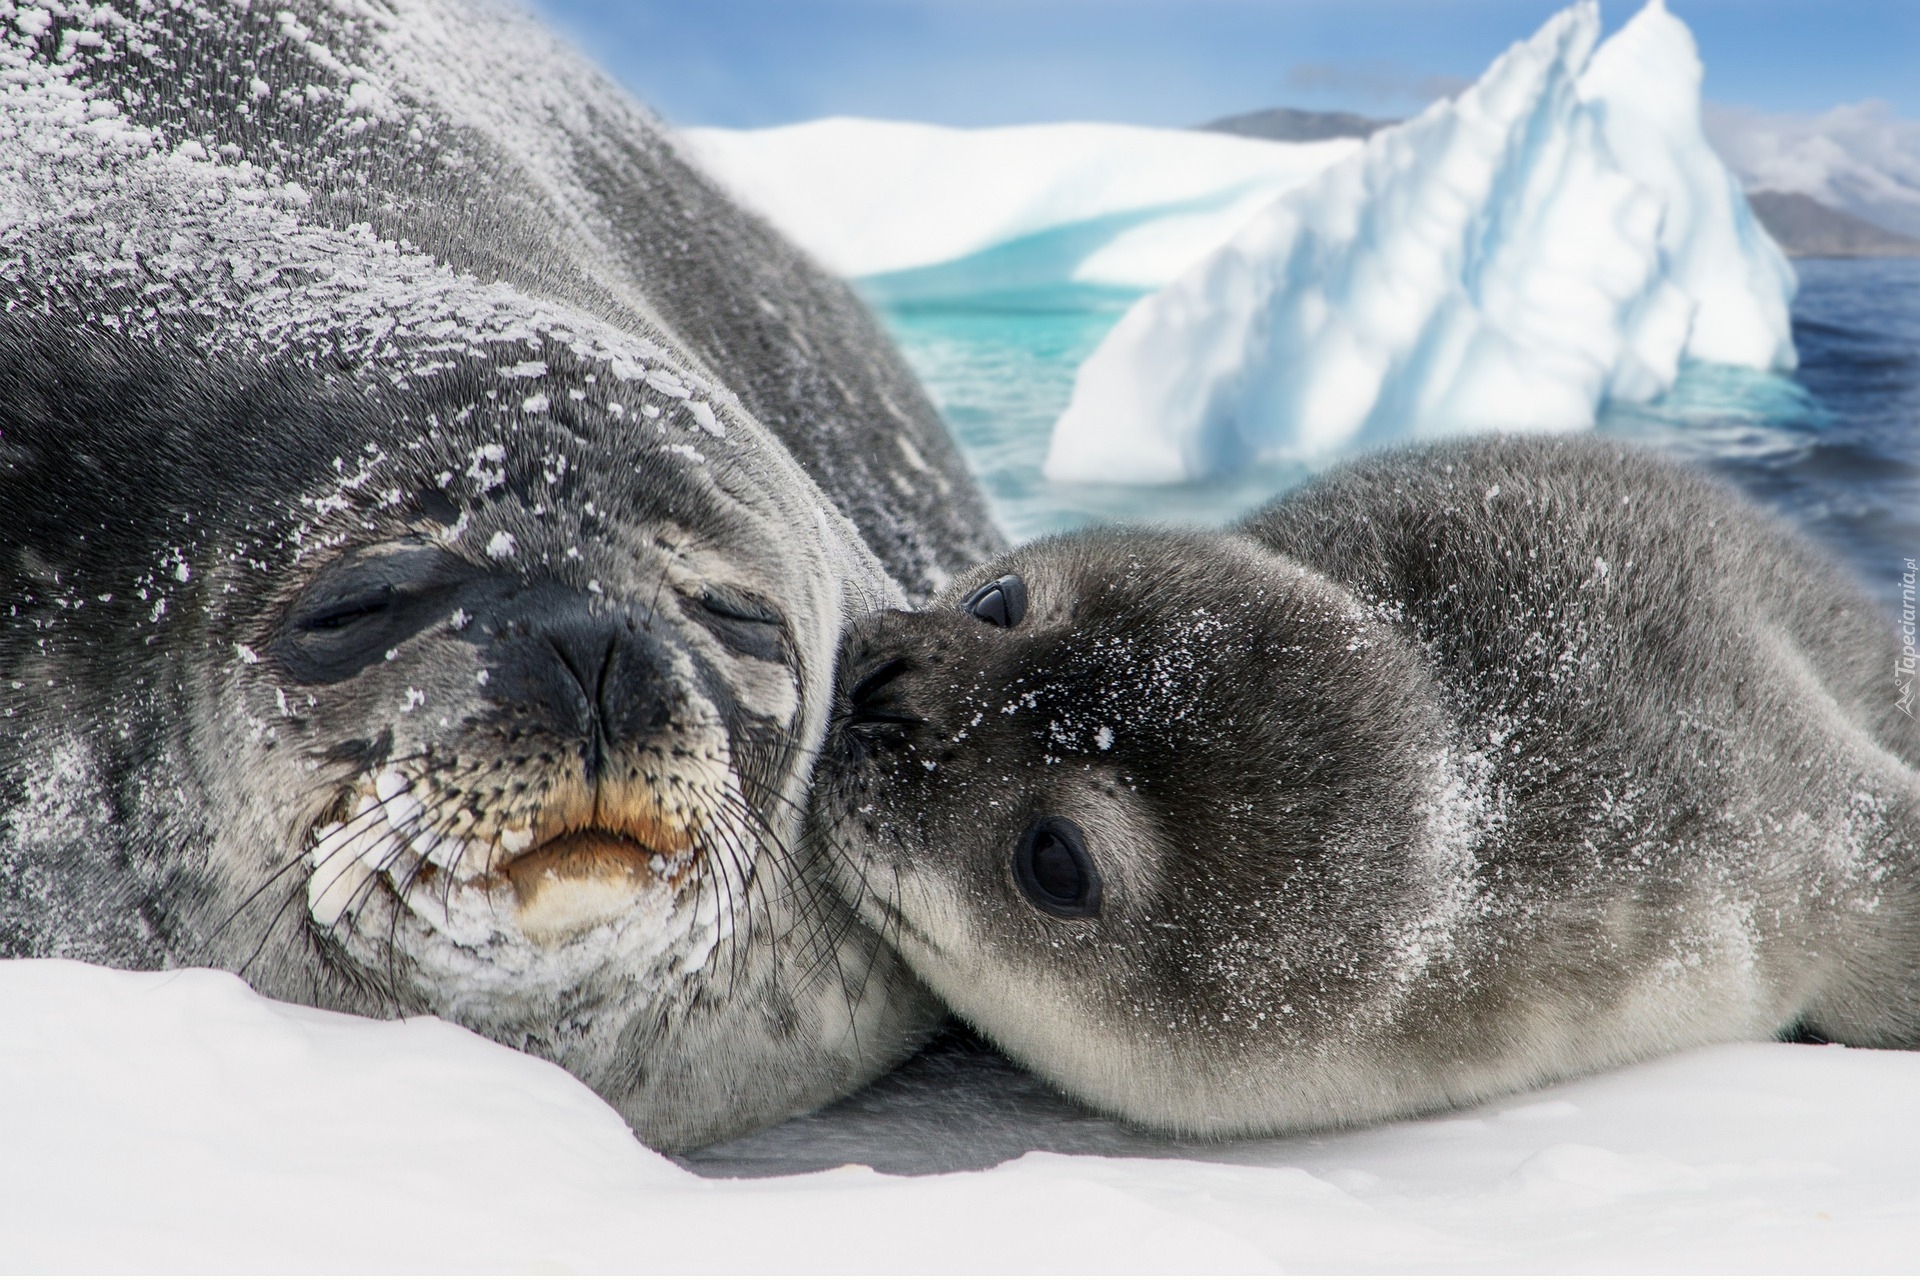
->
[820,436,1920,1137]
[0,1,1001,1150]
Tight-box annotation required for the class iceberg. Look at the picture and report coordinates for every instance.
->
[1046,0,1798,484]
[678,118,1358,295]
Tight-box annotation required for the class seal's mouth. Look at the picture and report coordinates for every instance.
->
[304,768,705,946]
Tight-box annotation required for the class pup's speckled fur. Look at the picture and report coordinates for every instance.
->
[821,436,1920,1137]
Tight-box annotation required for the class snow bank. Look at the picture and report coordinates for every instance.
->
[679,118,1357,291]
[7,958,1920,1271]
[0,961,1257,1273]
[1047,0,1798,484]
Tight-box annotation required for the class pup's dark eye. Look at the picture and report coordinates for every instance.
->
[691,587,788,664]
[272,542,478,684]
[1012,816,1101,919]
[963,573,1027,628]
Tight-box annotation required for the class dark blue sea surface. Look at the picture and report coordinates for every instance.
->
[1602,257,1920,618]
[870,257,1920,616]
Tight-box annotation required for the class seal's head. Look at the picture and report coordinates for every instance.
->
[1,331,935,1151]
[240,393,819,1001]
[816,529,1465,1134]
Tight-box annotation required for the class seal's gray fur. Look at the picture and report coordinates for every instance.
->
[821,436,1920,1137]
[0,0,1000,1150]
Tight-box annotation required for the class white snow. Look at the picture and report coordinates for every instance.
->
[6,958,1920,1271]
[680,118,1358,290]
[1047,0,1798,484]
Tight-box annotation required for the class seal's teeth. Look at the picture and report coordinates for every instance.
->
[465,842,501,880]
[308,821,350,869]
[409,826,442,861]
[374,770,410,803]
[415,831,474,877]
[353,828,409,873]
[399,877,446,925]
[308,856,373,929]
[383,789,425,835]
[379,852,425,892]
[500,824,534,855]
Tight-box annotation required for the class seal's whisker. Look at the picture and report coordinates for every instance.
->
[692,796,763,992]
[709,779,803,979]
[707,785,832,967]
[705,786,788,887]
[239,871,322,985]
[792,816,881,980]
[432,816,473,918]
[217,787,426,949]
[733,731,879,981]
[210,847,317,946]
[693,838,746,995]
[807,814,913,1020]
[706,786,870,1035]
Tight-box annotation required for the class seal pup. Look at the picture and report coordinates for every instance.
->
[0,1,1000,1149]
[818,435,1920,1137]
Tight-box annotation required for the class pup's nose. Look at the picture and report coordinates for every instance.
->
[838,652,925,734]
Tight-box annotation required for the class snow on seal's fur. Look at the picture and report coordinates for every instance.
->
[0,0,730,447]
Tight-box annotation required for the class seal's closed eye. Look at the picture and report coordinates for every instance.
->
[1013,816,1101,919]
[690,587,789,665]
[300,588,394,631]
[963,573,1028,628]
[273,542,480,683]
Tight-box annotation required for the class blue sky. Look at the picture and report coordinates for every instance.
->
[531,0,1920,130]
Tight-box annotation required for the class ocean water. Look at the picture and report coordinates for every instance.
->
[871,257,1920,615]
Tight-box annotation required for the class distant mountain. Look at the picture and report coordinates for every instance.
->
[1196,107,1396,143]
[1746,191,1920,258]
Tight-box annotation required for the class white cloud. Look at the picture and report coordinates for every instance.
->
[1705,99,1920,237]
[1281,60,1469,107]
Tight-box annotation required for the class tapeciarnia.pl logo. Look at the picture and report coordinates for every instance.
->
[1898,558,1916,718]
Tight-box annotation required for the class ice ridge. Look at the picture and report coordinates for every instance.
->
[679,118,1359,292]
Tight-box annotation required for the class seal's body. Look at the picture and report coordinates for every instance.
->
[0,1,999,1150]
[822,436,1920,1137]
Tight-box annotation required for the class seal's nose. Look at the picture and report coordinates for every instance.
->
[487,589,678,779]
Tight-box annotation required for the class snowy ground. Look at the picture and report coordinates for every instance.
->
[4,959,1918,1272]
